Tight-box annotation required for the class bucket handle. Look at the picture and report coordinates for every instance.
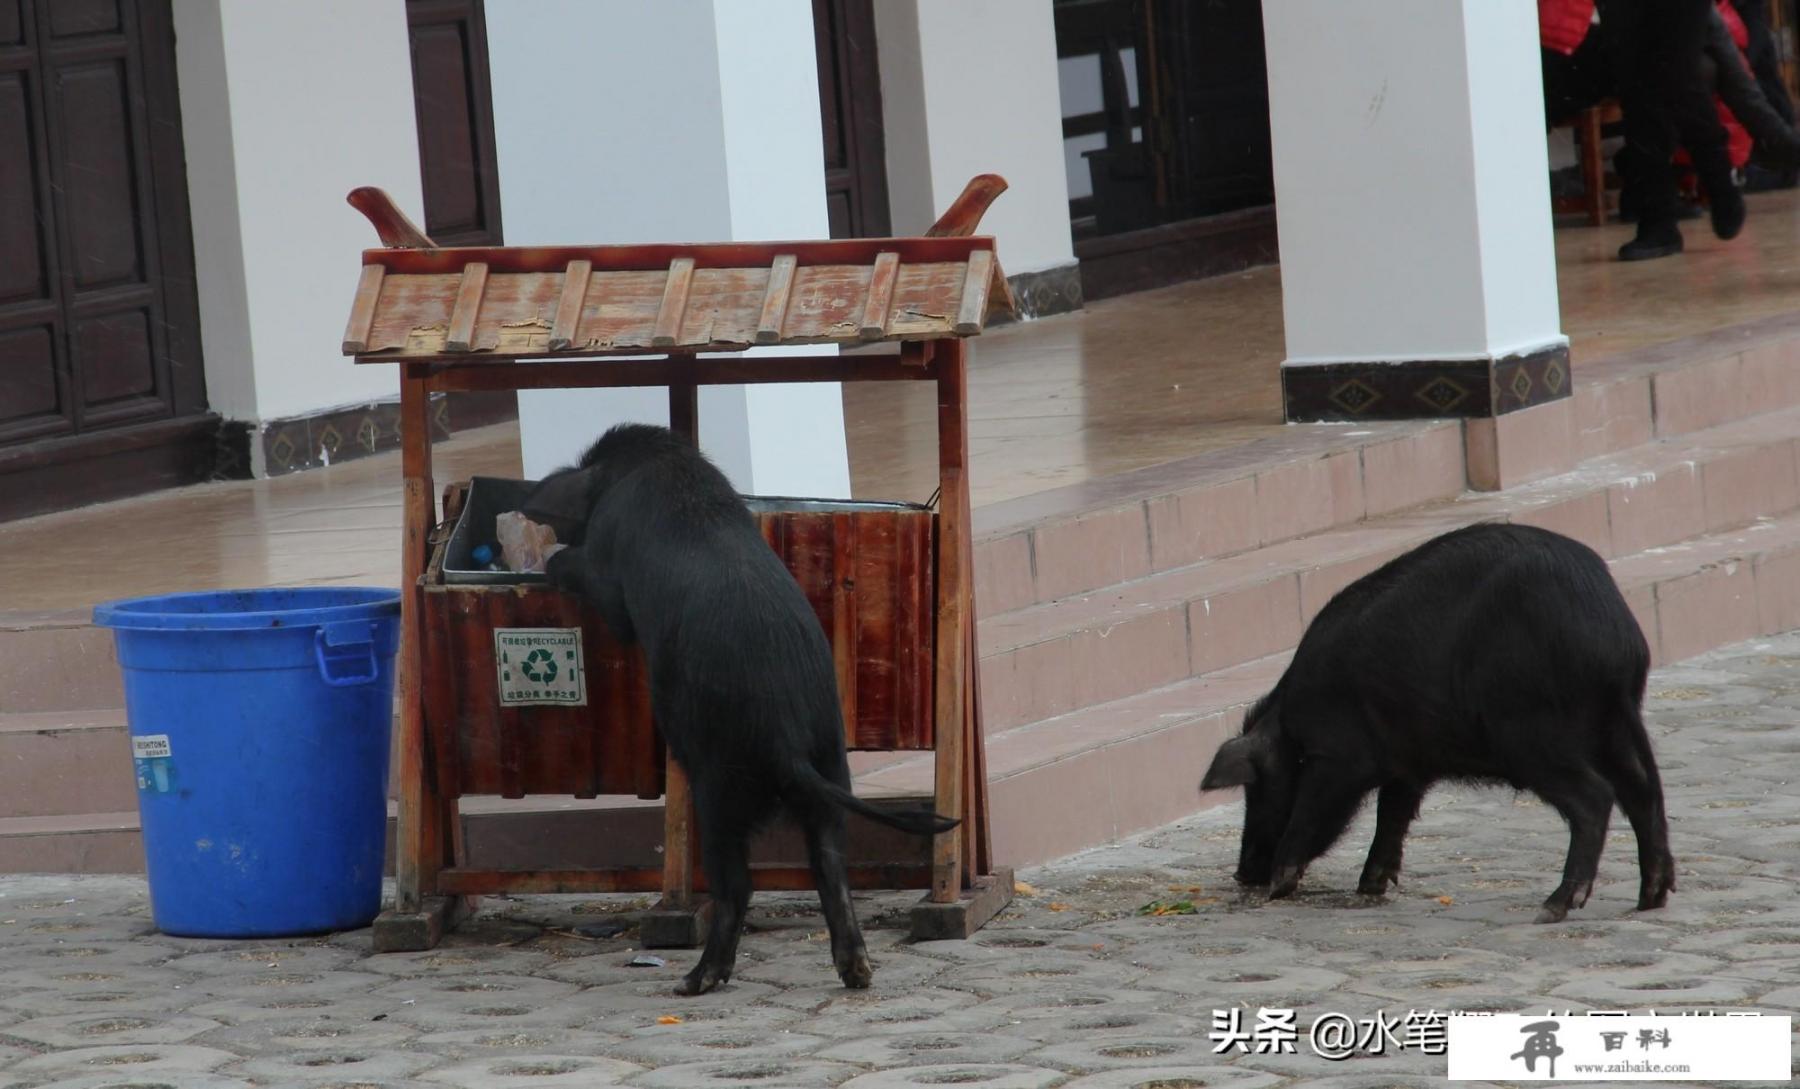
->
[315,622,380,687]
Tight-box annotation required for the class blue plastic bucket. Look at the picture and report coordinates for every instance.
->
[92,588,402,937]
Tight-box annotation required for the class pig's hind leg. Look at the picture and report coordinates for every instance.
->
[1600,709,1676,911]
[1530,764,1615,923]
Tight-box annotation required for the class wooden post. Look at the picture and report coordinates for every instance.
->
[641,377,712,948]
[373,365,466,951]
[910,337,1014,941]
[928,338,969,904]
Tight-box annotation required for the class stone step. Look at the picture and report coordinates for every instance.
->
[0,610,121,716]
[0,709,133,819]
[972,310,1800,617]
[974,400,1800,732]
[15,500,1800,875]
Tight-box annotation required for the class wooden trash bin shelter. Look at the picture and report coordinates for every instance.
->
[341,176,1016,951]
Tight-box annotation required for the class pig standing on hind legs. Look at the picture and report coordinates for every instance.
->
[517,423,957,995]
[1199,523,1676,923]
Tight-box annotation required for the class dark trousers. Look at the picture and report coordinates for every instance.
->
[1733,0,1797,126]
[1602,0,1734,223]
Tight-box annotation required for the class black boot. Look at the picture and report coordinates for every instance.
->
[1619,219,1685,261]
[1706,173,1747,239]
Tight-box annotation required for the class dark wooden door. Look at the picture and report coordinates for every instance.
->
[813,0,890,239]
[404,0,514,429]
[405,0,502,247]
[0,0,210,520]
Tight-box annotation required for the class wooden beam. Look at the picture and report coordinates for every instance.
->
[346,186,438,249]
[341,264,385,354]
[548,259,591,351]
[360,236,996,276]
[436,864,934,896]
[444,263,489,353]
[755,254,798,345]
[419,353,936,393]
[651,258,696,348]
[859,251,900,340]
[955,250,994,336]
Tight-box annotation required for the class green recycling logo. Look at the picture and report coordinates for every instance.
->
[519,648,559,683]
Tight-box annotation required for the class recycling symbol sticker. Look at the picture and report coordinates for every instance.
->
[494,628,586,706]
[520,648,558,683]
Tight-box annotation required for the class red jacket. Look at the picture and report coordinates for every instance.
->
[1539,0,1596,56]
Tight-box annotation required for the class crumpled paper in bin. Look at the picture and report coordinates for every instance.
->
[496,511,566,574]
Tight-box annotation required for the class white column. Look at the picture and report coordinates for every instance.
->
[486,0,850,496]
[874,0,1075,276]
[1263,0,1564,372]
[171,0,422,433]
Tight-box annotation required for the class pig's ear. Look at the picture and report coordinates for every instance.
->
[1200,733,1267,790]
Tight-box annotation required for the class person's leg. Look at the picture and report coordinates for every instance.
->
[1705,7,1800,166]
[1602,0,1688,256]
[1733,0,1796,125]
[1657,0,1744,238]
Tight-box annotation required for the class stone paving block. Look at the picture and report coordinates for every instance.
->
[835,1064,1068,1089]
[230,1048,439,1083]
[1025,1034,1229,1071]
[356,946,556,978]
[160,943,360,977]
[183,994,399,1026]
[603,1023,828,1066]
[11,1076,254,1089]
[421,1053,643,1087]
[406,1026,631,1058]
[737,948,947,993]
[786,988,999,1038]
[195,1012,421,1053]
[625,1058,860,1088]
[6,1012,221,1049]
[814,1030,1035,1067]
[1056,1067,1285,1089]
[7,1043,237,1077]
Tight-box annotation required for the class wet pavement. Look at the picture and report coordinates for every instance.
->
[1,634,1797,1087]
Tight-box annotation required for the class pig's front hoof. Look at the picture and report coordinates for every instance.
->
[1233,869,1271,889]
[676,965,727,996]
[1638,856,1676,911]
[1268,869,1302,900]
[1533,902,1569,924]
[837,952,873,990]
[1357,869,1399,897]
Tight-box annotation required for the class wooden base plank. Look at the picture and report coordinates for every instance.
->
[639,896,712,949]
[371,895,471,953]
[908,867,1014,943]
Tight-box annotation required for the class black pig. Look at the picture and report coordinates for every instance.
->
[1199,523,1674,923]
[520,423,955,995]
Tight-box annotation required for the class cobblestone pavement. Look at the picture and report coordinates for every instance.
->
[3,635,1799,1088]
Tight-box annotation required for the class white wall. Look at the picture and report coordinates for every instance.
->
[171,0,424,426]
[1263,0,1563,364]
[875,0,1075,275]
[488,0,850,496]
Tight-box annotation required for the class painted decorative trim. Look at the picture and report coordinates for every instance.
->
[258,395,453,477]
[1281,344,1571,422]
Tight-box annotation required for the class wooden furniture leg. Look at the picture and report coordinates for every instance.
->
[1580,106,1607,227]
[641,378,712,948]
[373,367,468,951]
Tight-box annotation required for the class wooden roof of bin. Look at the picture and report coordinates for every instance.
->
[342,176,1017,363]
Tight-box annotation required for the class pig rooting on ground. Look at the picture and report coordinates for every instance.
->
[1199,523,1675,924]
